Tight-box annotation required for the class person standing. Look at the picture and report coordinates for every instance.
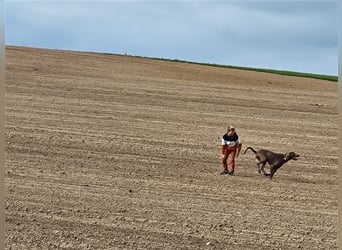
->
[220,125,242,175]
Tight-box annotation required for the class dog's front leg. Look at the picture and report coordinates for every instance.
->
[268,166,279,179]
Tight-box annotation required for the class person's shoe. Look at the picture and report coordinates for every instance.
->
[228,171,234,175]
[220,170,229,175]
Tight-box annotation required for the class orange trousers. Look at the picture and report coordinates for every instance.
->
[221,145,237,173]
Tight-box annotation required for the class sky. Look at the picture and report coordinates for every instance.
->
[5,0,339,76]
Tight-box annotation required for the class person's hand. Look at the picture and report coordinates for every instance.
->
[236,150,241,158]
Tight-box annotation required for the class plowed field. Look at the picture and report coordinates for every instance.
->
[5,46,338,249]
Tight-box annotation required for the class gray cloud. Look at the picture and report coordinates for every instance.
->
[5,1,338,75]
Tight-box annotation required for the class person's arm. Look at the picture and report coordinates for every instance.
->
[221,137,226,154]
[236,143,242,157]
[236,138,242,157]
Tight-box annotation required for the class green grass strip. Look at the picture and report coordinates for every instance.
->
[103,52,338,82]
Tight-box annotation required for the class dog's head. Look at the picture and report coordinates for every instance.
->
[284,152,300,161]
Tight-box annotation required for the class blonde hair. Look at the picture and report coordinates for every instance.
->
[228,125,235,131]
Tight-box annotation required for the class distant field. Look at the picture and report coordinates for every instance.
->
[105,53,339,82]
[5,46,338,249]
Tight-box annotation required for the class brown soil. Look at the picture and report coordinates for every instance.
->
[5,46,337,249]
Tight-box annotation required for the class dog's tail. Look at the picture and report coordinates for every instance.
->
[243,147,257,155]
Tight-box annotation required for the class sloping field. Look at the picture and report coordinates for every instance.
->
[5,46,337,249]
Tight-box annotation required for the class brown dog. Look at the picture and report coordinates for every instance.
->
[244,147,299,179]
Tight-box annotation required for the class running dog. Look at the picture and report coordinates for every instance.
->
[244,147,299,179]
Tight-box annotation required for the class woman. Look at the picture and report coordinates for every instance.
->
[220,125,242,175]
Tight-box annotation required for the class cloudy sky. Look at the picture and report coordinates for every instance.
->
[5,0,338,76]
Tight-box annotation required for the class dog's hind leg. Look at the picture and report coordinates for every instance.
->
[260,162,269,176]
[256,161,267,175]
[256,162,261,174]
[255,157,263,174]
